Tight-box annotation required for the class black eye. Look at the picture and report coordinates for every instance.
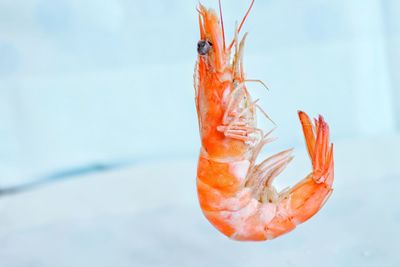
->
[197,40,212,55]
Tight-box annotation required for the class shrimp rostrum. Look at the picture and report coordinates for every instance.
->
[194,1,334,241]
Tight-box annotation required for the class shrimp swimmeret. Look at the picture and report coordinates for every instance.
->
[194,0,334,241]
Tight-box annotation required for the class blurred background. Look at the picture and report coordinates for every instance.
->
[0,0,399,266]
[1,0,399,188]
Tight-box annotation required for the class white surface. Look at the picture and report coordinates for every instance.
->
[0,136,399,266]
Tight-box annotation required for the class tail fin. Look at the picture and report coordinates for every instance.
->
[298,111,333,184]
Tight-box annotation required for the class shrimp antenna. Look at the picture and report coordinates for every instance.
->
[228,0,255,50]
[218,0,226,50]
[237,0,255,35]
[197,3,205,39]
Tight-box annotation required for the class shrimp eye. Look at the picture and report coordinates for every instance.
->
[197,40,212,55]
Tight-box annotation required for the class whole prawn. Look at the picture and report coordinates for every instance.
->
[194,0,334,241]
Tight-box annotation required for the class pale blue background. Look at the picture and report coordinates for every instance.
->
[0,0,399,188]
[0,1,400,266]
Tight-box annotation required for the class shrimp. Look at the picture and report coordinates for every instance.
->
[194,0,334,241]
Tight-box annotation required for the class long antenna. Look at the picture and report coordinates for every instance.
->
[237,0,254,34]
[228,0,255,50]
[218,0,226,50]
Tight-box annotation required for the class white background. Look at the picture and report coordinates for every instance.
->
[0,0,399,187]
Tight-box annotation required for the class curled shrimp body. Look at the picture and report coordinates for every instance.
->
[194,1,334,241]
